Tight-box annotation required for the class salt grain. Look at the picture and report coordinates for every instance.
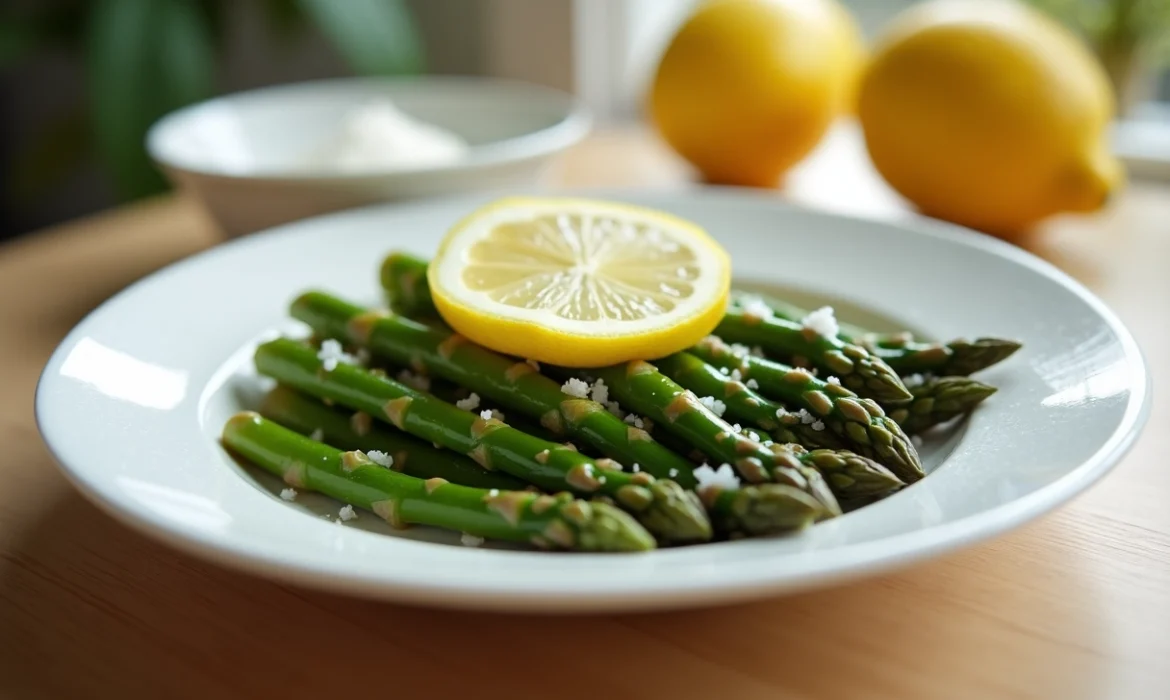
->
[366,450,394,468]
[456,392,481,411]
[317,338,355,372]
[694,463,740,491]
[746,378,759,390]
[279,488,297,501]
[698,395,727,417]
[561,378,590,398]
[668,468,679,478]
[589,379,610,404]
[338,504,358,521]
[461,533,485,547]
[801,306,840,339]
[740,296,773,322]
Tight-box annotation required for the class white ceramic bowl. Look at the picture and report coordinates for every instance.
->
[147,76,592,237]
[34,188,1149,613]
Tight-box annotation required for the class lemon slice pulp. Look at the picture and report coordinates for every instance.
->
[428,197,731,367]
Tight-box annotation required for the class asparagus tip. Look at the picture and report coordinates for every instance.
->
[573,502,658,552]
[637,479,714,544]
[712,484,826,537]
[944,337,1023,376]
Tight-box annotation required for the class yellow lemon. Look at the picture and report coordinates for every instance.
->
[857,0,1124,237]
[427,197,732,367]
[648,0,865,187]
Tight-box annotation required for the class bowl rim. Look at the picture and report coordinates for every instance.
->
[145,74,593,182]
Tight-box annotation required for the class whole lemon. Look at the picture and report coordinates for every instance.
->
[649,0,864,187]
[858,0,1123,237]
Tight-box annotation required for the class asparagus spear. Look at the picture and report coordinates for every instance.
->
[731,292,1022,377]
[887,375,998,435]
[714,306,912,403]
[291,292,824,537]
[222,411,654,552]
[690,336,924,483]
[380,252,437,318]
[258,385,528,491]
[653,351,905,493]
[253,337,712,544]
[653,351,845,450]
[586,361,842,518]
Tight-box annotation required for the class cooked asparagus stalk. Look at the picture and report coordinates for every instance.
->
[380,251,437,318]
[714,306,912,403]
[290,292,823,537]
[258,385,528,491]
[586,361,842,518]
[690,336,924,483]
[888,376,998,435]
[222,411,655,552]
[653,351,845,449]
[253,337,712,544]
[731,292,1022,377]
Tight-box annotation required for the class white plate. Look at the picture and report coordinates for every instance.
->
[34,188,1150,613]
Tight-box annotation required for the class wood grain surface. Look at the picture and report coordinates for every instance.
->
[1,126,1167,699]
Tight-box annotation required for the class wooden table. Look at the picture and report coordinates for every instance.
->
[2,127,1167,699]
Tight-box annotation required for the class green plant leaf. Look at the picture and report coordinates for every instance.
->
[86,0,216,200]
[294,0,423,75]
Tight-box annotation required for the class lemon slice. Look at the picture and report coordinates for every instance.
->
[428,196,731,367]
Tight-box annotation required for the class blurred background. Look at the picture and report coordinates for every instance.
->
[2,0,1168,241]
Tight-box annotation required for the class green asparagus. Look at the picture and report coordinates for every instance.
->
[586,361,842,518]
[714,306,912,403]
[690,336,925,483]
[290,291,825,537]
[258,385,528,491]
[888,376,998,435]
[380,251,436,318]
[222,411,655,552]
[653,351,845,450]
[731,292,1022,377]
[254,337,712,544]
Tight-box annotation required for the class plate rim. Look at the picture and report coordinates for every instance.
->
[33,186,1152,612]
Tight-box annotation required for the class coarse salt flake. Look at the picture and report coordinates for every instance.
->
[480,409,494,420]
[801,306,840,339]
[719,366,730,375]
[561,378,589,398]
[280,488,297,501]
[589,379,609,405]
[812,420,826,431]
[317,338,356,372]
[730,368,743,382]
[746,378,759,390]
[631,463,640,473]
[827,376,842,386]
[798,409,817,425]
[456,392,481,411]
[694,463,741,491]
[740,296,773,322]
[668,468,679,477]
[698,395,727,417]
[605,400,625,418]
[623,414,645,429]
[461,533,485,547]
[338,504,358,521]
[366,450,394,468]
